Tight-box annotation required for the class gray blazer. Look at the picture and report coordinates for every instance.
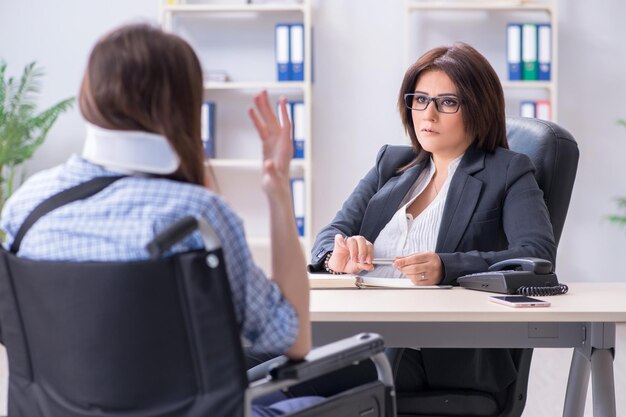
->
[309,144,557,393]
[310,143,557,284]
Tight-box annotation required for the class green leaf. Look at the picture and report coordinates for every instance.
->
[0,61,74,209]
[609,120,626,232]
[607,215,626,227]
[0,62,7,120]
[8,62,42,117]
[12,97,74,163]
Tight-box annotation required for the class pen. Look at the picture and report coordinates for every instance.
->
[372,258,395,265]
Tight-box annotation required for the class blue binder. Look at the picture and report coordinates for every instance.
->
[289,24,304,81]
[507,23,522,81]
[292,101,305,158]
[275,24,291,81]
[537,23,552,81]
[290,177,305,236]
[201,101,216,158]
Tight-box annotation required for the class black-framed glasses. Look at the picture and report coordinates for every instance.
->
[403,93,462,114]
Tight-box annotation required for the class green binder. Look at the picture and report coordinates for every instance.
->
[522,23,538,80]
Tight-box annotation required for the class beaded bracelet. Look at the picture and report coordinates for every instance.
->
[324,252,345,275]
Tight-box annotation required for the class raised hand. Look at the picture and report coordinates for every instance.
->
[248,90,311,359]
[248,91,293,196]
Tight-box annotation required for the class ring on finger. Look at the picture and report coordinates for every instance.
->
[419,272,427,281]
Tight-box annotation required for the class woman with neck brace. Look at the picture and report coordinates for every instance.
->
[0,23,317,416]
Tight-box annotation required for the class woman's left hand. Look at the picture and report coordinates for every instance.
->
[393,252,444,285]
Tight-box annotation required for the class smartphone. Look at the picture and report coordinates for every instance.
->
[489,295,551,308]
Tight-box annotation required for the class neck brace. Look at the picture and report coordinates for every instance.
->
[82,123,180,175]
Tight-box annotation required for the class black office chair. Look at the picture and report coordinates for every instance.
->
[393,117,579,417]
[0,179,397,417]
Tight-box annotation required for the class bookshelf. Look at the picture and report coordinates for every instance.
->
[404,0,558,121]
[160,0,313,275]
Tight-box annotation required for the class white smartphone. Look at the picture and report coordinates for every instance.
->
[489,295,551,308]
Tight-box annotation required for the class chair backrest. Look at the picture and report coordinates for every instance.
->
[0,246,248,417]
[498,117,579,417]
[505,117,579,246]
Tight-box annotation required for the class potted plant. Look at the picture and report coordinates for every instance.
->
[608,119,626,229]
[0,61,74,212]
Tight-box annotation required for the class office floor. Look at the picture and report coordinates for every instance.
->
[0,325,624,415]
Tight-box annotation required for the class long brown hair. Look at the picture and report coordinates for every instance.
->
[398,42,507,170]
[79,23,205,185]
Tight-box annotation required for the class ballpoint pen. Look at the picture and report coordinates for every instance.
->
[372,258,395,265]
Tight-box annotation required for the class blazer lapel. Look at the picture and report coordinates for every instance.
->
[436,146,486,252]
[361,161,426,242]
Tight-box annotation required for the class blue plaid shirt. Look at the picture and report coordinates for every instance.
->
[1,155,298,354]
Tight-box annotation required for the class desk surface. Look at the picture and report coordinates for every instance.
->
[309,276,626,323]
[309,277,624,417]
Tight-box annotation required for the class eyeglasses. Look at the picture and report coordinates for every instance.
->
[403,93,462,114]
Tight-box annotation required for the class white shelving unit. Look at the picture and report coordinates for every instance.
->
[404,0,558,121]
[160,0,313,275]
[203,81,306,90]
[207,158,306,170]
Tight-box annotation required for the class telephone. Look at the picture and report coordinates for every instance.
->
[457,257,568,296]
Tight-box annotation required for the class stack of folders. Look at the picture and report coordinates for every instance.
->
[201,101,216,159]
[277,100,306,159]
[290,178,305,236]
[520,99,551,121]
[275,23,305,81]
[507,23,551,81]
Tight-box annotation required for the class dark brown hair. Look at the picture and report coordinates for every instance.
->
[398,42,507,170]
[79,23,205,185]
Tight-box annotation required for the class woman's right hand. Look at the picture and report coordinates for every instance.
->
[248,90,293,198]
[328,234,375,274]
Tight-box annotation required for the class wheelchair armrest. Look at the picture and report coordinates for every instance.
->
[271,332,385,382]
[247,355,287,383]
[247,333,392,395]
[245,333,394,416]
[248,333,387,384]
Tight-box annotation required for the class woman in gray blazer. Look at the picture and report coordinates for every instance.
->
[309,43,556,396]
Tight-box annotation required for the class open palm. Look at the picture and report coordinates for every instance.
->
[248,91,293,194]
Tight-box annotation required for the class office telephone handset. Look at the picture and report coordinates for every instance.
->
[457,257,569,296]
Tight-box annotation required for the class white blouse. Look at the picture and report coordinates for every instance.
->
[366,154,463,278]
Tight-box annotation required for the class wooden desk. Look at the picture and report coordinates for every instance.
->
[309,277,626,417]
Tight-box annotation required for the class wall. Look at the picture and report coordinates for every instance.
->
[1,0,625,415]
